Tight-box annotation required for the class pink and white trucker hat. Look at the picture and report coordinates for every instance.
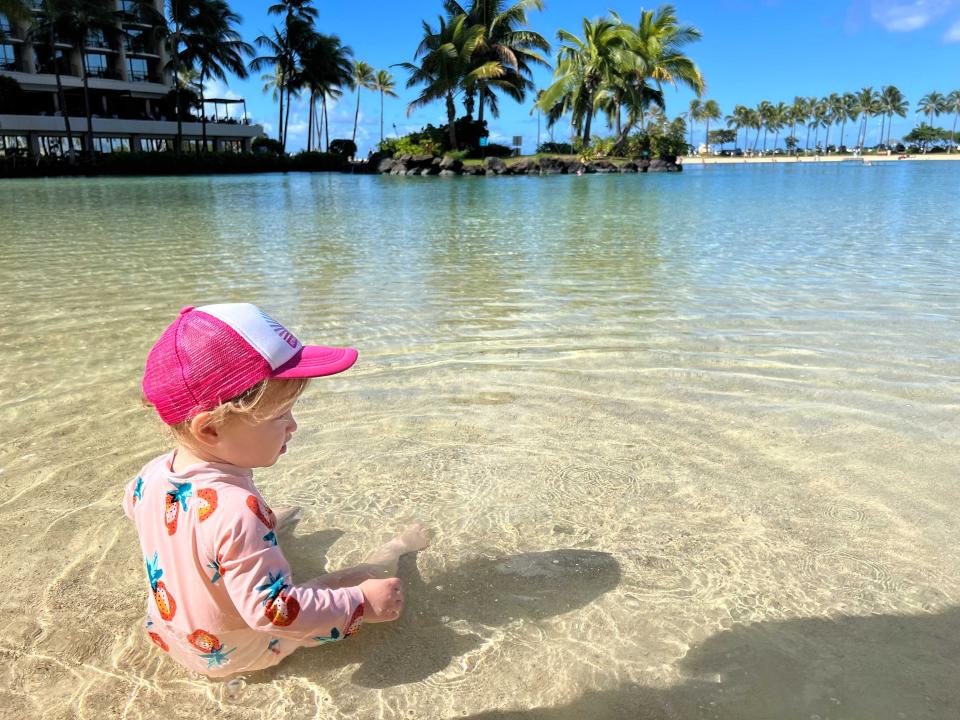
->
[143,303,358,425]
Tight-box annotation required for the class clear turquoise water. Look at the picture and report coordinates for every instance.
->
[1,163,958,718]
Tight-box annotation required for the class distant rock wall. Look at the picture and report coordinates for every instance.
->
[369,154,683,176]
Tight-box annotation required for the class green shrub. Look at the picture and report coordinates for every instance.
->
[328,139,357,157]
[536,142,573,154]
[468,142,512,159]
[252,136,283,155]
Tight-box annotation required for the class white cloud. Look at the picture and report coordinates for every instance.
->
[944,17,960,39]
[868,0,958,31]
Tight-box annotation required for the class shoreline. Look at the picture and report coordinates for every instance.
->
[684,153,960,165]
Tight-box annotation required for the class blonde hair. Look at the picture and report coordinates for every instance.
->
[144,377,309,446]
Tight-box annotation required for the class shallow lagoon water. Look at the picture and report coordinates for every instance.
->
[1,163,958,719]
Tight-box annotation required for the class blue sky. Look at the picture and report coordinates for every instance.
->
[214,0,960,153]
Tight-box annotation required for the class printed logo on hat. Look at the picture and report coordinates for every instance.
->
[257,308,299,349]
[196,303,302,370]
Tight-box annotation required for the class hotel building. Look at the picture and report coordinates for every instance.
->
[0,0,262,156]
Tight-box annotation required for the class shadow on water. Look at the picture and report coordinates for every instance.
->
[278,543,621,689]
[459,607,960,720]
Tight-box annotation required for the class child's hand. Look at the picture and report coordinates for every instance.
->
[358,578,405,622]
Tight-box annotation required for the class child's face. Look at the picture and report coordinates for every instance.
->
[214,403,298,469]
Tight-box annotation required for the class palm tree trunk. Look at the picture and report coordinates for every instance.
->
[80,61,94,161]
[615,100,621,138]
[283,91,292,151]
[879,114,885,149]
[762,128,767,152]
[477,86,484,124]
[49,26,75,164]
[446,91,457,149]
[199,70,207,155]
[380,89,384,146]
[824,124,831,153]
[307,93,313,152]
[886,114,893,148]
[352,86,360,143]
[172,27,182,158]
[951,112,958,153]
[277,67,285,149]
[315,96,322,147]
[704,119,710,154]
[323,93,330,151]
[774,130,780,153]
[805,124,811,155]
[840,118,846,150]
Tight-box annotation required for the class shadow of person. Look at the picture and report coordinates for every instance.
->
[458,606,960,720]
[282,548,621,689]
[283,529,345,580]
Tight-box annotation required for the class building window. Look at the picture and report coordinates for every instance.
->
[0,13,12,36]
[84,52,110,77]
[124,28,147,53]
[0,43,15,71]
[117,0,138,14]
[93,137,131,153]
[0,135,29,156]
[86,28,109,49]
[36,47,70,75]
[128,57,149,81]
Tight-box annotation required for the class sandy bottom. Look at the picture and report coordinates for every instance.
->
[1,170,958,719]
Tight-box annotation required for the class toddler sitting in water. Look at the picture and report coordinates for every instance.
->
[123,303,429,677]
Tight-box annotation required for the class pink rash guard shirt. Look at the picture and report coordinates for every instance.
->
[122,451,364,677]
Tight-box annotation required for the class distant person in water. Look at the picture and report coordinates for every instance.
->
[123,303,429,677]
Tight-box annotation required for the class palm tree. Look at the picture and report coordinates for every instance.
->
[444,0,550,124]
[179,0,251,153]
[251,20,314,150]
[789,96,808,155]
[700,98,719,154]
[608,4,703,149]
[399,14,499,149]
[945,90,960,153]
[164,0,198,157]
[918,91,946,123]
[298,31,352,151]
[371,69,397,146]
[268,0,317,150]
[823,92,843,152]
[536,17,623,146]
[769,101,787,152]
[756,100,772,152]
[837,92,856,151]
[810,99,828,153]
[30,0,79,162]
[55,0,118,160]
[687,98,702,151]
[854,87,876,151]
[880,85,908,148]
[724,104,744,151]
[349,60,375,145]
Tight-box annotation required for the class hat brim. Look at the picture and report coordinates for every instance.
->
[271,345,358,379]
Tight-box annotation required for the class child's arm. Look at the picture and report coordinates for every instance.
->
[207,504,372,642]
[121,474,144,521]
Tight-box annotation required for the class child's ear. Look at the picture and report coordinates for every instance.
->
[189,412,220,447]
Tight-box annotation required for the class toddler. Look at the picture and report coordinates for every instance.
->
[123,303,429,677]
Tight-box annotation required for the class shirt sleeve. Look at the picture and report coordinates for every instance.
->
[122,474,142,521]
[206,494,365,643]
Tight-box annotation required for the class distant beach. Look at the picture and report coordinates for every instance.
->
[687,153,960,165]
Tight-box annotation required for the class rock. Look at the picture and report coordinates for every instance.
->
[637,159,651,173]
[432,156,443,167]
[439,156,463,172]
[389,163,407,175]
[509,158,539,175]
[377,157,395,174]
[648,158,673,172]
[619,162,639,173]
[410,153,434,169]
[483,156,507,174]
[397,153,413,165]
[464,165,485,175]
[591,159,617,173]
[539,156,566,174]
[439,169,458,177]
[566,160,588,174]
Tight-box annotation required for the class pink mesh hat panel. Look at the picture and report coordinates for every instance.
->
[143,304,358,425]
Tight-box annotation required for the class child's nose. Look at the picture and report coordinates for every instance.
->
[287,415,298,433]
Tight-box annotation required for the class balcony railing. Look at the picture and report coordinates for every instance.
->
[87,67,122,79]
[0,60,17,71]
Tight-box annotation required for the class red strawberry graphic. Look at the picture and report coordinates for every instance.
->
[146,552,177,621]
[187,629,222,653]
[256,571,300,626]
[344,603,364,638]
[246,494,276,529]
[147,631,169,652]
[164,481,192,535]
[196,488,218,522]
